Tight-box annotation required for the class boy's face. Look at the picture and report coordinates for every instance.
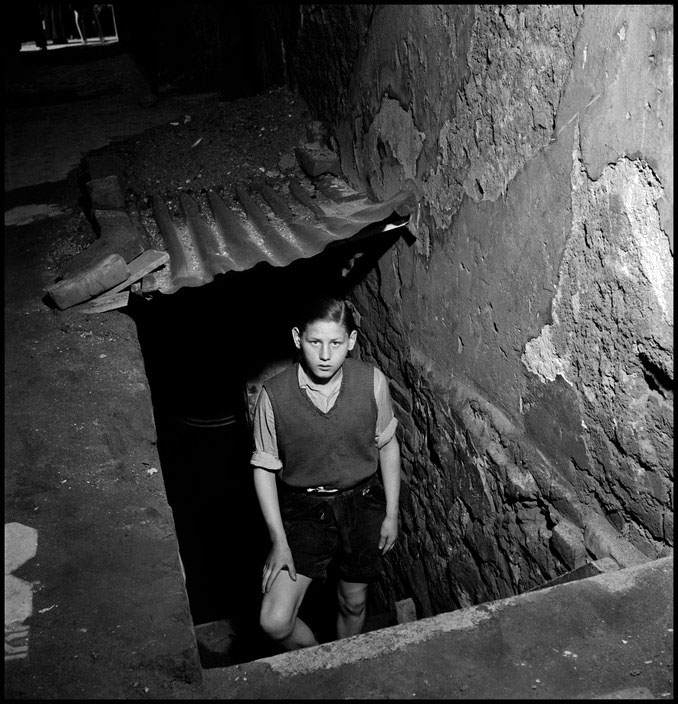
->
[292,320,357,384]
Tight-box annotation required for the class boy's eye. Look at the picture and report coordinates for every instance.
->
[305,339,343,346]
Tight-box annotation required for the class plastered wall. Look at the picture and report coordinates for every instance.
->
[296,4,673,616]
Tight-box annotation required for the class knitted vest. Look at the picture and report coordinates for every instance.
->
[264,358,378,489]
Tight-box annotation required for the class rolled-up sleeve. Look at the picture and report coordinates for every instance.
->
[250,387,283,471]
[374,367,398,449]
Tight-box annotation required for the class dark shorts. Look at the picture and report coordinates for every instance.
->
[279,475,387,583]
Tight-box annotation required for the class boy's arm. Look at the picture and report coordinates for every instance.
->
[253,466,297,592]
[378,434,401,554]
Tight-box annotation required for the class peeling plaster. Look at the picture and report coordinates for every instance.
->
[422,5,581,228]
[364,97,425,198]
[522,324,571,384]
[618,162,672,321]
[522,123,673,551]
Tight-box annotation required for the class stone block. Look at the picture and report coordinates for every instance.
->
[550,519,587,570]
[47,253,130,310]
[395,597,417,624]
[390,379,412,413]
[5,575,33,625]
[486,441,510,467]
[505,463,540,501]
[295,146,341,178]
[583,511,651,567]
[394,401,419,453]
[5,522,38,575]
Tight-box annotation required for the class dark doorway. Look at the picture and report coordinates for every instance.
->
[127,228,407,666]
[128,252,354,665]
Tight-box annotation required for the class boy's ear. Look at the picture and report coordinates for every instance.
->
[348,329,357,351]
[292,327,301,349]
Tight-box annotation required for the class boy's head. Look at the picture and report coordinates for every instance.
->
[295,296,357,335]
[292,296,357,384]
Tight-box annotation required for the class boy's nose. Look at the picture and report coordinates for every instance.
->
[320,344,331,360]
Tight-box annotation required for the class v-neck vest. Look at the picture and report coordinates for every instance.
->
[264,358,378,489]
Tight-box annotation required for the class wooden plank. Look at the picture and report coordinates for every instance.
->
[67,250,168,313]
[105,249,170,296]
[70,291,130,315]
[46,253,130,310]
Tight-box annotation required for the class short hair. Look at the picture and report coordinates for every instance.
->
[295,295,357,334]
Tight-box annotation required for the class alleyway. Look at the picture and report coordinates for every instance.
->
[5,31,673,701]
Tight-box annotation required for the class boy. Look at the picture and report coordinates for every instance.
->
[251,296,401,651]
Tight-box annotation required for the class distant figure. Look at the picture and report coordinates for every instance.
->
[94,2,118,40]
[72,0,103,43]
[92,4,107,39]
[40,3,71,45]
[19,2,48,51]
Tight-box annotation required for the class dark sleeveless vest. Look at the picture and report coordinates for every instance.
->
[263,358,378,489]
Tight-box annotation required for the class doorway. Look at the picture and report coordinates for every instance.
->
[128,253,366,665]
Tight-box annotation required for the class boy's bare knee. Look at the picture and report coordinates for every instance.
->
[260,604,294,642]
[337,591,366,618]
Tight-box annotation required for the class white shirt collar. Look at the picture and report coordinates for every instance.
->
[297,363,343,395]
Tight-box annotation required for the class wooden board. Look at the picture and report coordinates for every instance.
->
[66,250,169,315]
[105,249,169,296]
[70,291,130,315]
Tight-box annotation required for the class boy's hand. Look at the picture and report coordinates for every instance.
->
[379,514,398,554]
[262,540,297,593]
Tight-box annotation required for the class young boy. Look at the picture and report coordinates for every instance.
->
[251,295,401,651]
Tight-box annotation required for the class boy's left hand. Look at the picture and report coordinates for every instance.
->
[379,514,398,554]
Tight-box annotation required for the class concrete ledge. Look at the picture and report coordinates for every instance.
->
[202,557,673,699]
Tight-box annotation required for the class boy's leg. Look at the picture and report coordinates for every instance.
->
[260,570,317,651]
[336,580,368,638]
[334,482,385,639]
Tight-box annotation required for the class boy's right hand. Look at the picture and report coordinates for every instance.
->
[262,541,297,593]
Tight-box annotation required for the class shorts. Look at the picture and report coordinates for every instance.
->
[279,475,387,583]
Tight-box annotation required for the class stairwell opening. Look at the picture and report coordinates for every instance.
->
[127,241,401,668]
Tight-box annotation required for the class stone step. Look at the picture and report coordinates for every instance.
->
[199,557,673,699]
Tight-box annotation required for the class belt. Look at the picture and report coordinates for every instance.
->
[279,473,376,497]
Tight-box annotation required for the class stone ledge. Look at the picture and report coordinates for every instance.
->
[201,556,673,699]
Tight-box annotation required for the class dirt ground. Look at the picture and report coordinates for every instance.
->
[4,42,315,698]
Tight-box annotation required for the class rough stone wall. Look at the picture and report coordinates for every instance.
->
[296,5,673,618]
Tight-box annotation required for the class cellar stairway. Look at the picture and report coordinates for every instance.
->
[198,556,673,700]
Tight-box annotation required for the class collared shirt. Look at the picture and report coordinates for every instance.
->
[251,363,398,471]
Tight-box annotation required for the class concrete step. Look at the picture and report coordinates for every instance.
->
[199,556,673,699]
[194,609,397,670]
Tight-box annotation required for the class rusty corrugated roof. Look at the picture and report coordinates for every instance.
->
[141,174,419,294]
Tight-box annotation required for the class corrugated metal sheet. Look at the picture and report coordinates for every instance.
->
[141,174,419,294]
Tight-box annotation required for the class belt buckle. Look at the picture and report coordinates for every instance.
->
[308,486,338,494]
